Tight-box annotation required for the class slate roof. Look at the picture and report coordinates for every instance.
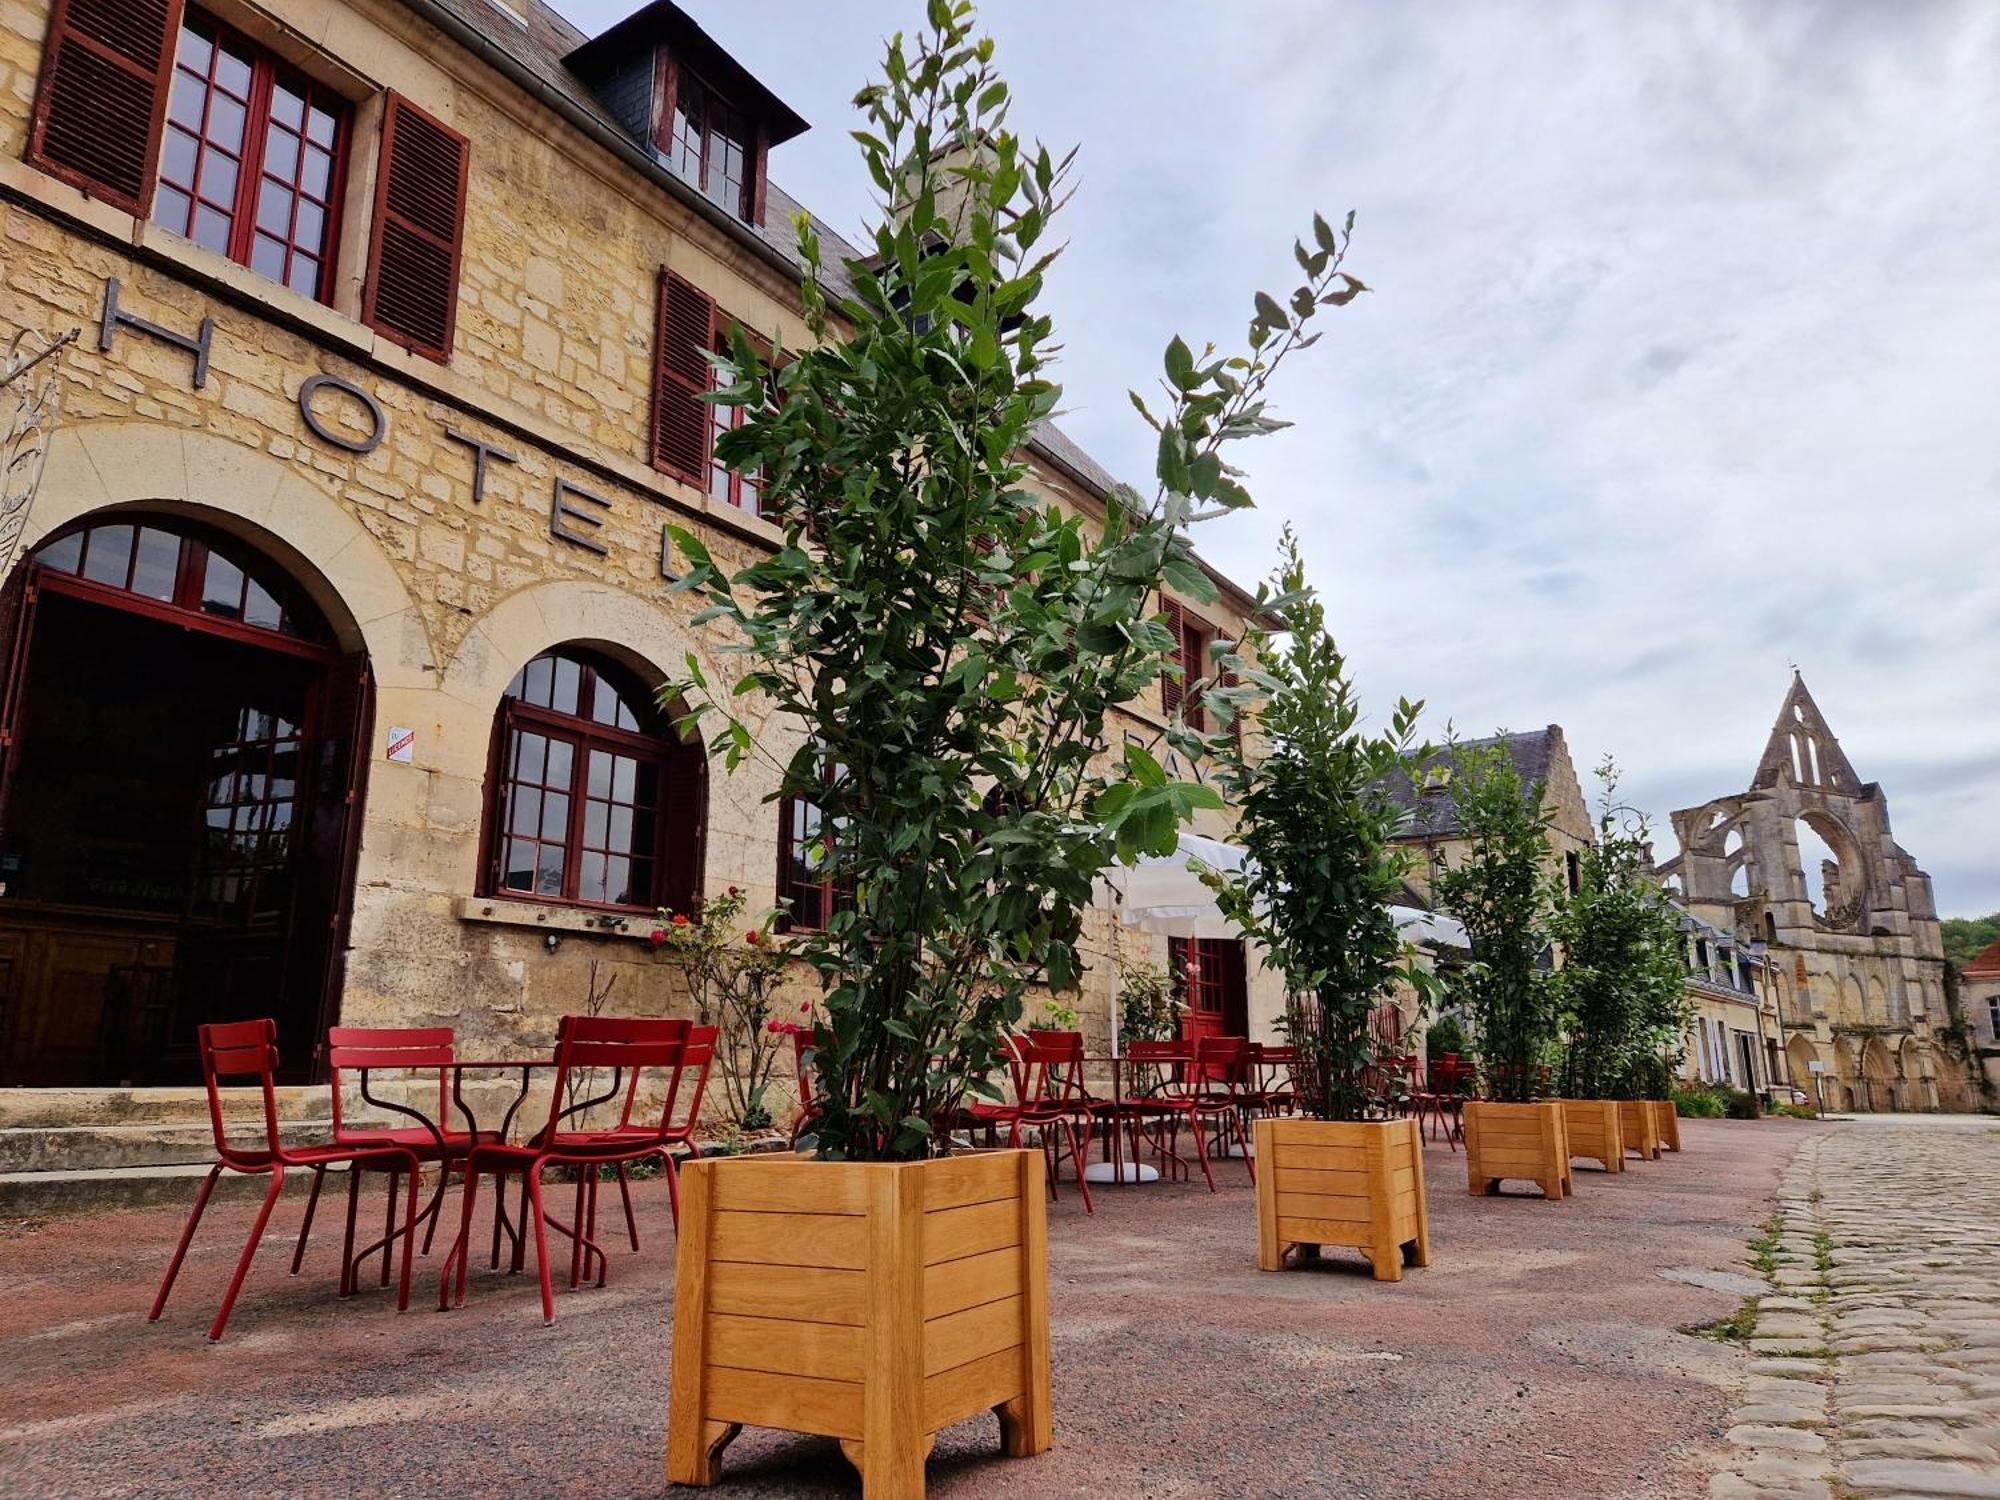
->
[1963,937,2000,978]
[1380,727,1564,842]
[398,0,1259,604]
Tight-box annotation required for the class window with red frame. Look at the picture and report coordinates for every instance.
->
[486,650,696,910]
[776,758,853,931]
[707,329,770,515]
[152,13,347,301]
[1158,597,1209,732]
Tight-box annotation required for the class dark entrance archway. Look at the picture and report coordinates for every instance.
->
[0,516,371,1086]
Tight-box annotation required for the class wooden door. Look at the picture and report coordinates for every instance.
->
[1174,937,1248,1042]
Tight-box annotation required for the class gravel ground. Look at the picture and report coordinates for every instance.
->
[0,1117,1822,1499]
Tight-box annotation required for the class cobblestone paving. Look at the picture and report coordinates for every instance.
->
[1712,1116,2000,1500]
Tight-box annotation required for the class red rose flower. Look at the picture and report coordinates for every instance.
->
[728,886,739,897]
[672,913,689,927]
[744,930,759,945]
[647,928,667,948]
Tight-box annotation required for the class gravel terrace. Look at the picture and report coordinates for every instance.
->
[0,1116,1831,1499]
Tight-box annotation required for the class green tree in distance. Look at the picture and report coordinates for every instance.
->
[1431,739,1563,1103]
[1551,759,1690,1100]
[1199,527,1435,1122]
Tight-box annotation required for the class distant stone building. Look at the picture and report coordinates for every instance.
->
[1958,939,2000,1105]
[1670,903,1782,1102]
[1392,726,1596,906]
[1655,675,1973,1112]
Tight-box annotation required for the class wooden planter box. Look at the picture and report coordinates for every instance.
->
[1651,1099,1682,1153]
[1463,1100,1573,1200]
[1558,1099,1625,1173]
[1252,1116,1431,1282]
[1618,1100,1661,1161]
[667,1150,1051,1498]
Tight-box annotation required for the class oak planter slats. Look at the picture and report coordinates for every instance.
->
[1463,1099,1573,1200]
[1253,1116,1430,1281]
[1617,1099,1662,1161]
[667,1149,1051,1499]
[1558,1099,1625,1173]
[1651,1099,1682,1153]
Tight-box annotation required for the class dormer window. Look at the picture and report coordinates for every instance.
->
[667,72,752,219]
[565,3,807,232]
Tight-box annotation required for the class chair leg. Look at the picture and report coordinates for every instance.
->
[663,1151,682,1231]
[443,1163,481,1311]
[616,1164,641,1250]
[380,1168,399,1287]
[290,1165,324,1275]
[1192,1112,1218,1193]
[209,1165,284,1343]
[1062,1121,1093,1215]
[421,1163,449,1256]
[1235,1111,1256,1185]
[568,1172,585,1290]
[526,1163,555,1326]
[340,1166,360,1297]
[149,1164,222,1322]
[511,1174,530,1274]
[393,1154,418,1312]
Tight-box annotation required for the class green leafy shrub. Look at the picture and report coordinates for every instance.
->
[663,2,1359,1160]
[1772,1101,1818,1120]
[1201,529,1432,1122]
[1117,960,1183,1043]
[1671,1082,1727,1118]
[1432,741,1563,1102]
[1425,1014,1468,1063]
[1722,1085,1760,1120]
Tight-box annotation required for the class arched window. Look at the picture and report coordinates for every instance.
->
[32,517,326,646]
[483,648,701,910]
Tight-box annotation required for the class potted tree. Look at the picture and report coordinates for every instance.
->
[659,9,1366,1493]
[1201,532,1435,1282]
[1432,740,1572,1200]
[1549,763,1693,1173]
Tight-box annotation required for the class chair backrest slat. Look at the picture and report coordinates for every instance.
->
[197,1019,284,1160]
[324,1026,458,1136]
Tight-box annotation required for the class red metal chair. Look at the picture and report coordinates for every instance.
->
[968,1033,1094,1214]
[1187,1035,1259,1189]
[1245,1042,1299,1118]
[439,1015,693,1323]
[602,1021,711,1239]
[149,1019,421,1341]
[291,1027,498,1289]
[1117,1039,1201,1181]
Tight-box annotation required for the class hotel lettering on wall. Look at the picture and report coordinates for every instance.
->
[94,277,684,578]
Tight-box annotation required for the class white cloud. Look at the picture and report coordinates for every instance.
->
[564,0,2000,914]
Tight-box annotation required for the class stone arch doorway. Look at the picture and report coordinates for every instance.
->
[1786,1034,1825,1107]
[0,514,372,1086]
[1859,1035,1897,1112]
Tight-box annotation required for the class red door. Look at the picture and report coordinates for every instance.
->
[1174,937,1248,1042]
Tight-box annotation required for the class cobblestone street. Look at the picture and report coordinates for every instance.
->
[1713,1117,2000,1500]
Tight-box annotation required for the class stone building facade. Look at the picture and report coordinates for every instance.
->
[0,0,1269,1098]
[1958,939,2000,1106]
[1656,675,1972,1112]
[1670,903,1783,1103]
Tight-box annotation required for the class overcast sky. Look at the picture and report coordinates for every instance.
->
[565,1,2000,917]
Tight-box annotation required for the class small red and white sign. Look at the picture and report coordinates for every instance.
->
[385,726,416,764]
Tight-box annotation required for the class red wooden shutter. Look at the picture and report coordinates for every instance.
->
[1158,596,1185,716]
[1181,617,1207,732]
[1222,665,1243,748]
[362,93,469,363]
[651,270,716,482]
[26,0,184,214]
